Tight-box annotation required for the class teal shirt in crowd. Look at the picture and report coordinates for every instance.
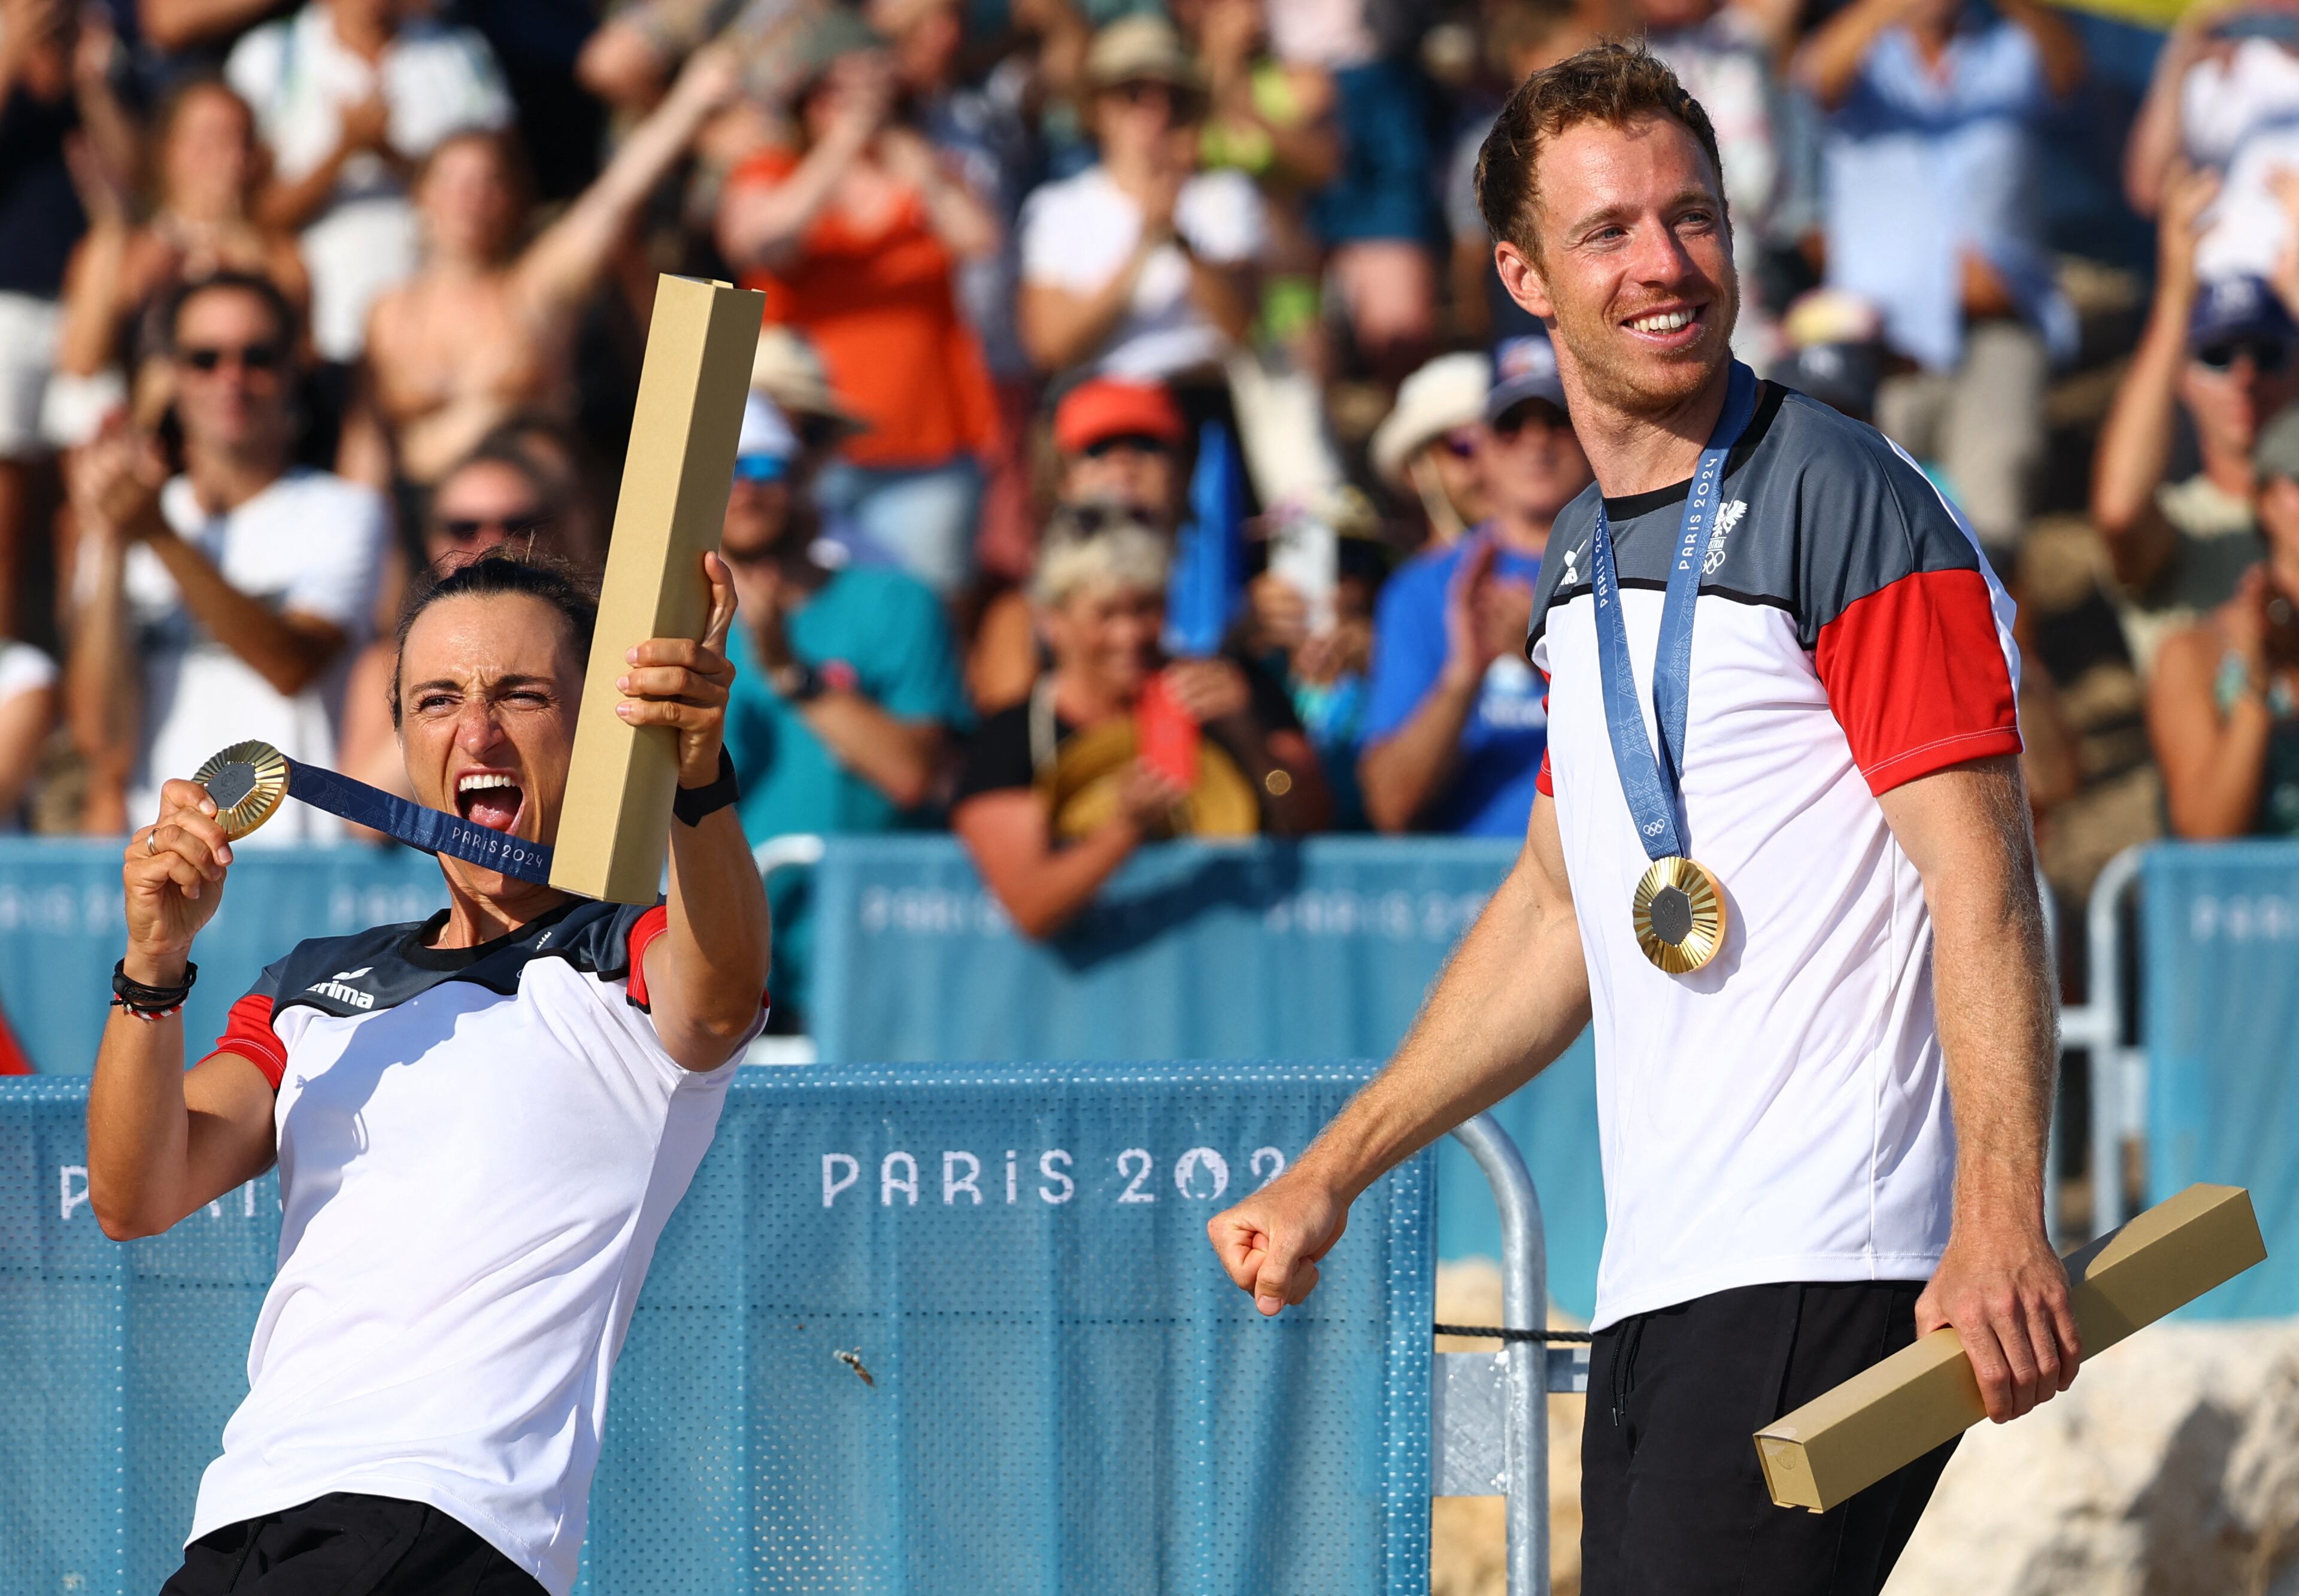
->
[722,564,969,838]
[721,564,969,1022]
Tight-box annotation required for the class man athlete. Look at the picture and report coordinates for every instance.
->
[1208,44,2081,1594]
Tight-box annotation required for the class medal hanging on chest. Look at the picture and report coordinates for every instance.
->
[1587,361,1757,974]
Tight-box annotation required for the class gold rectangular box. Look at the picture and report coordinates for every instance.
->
[1754,1184,2266,1513]
[550,275,763,904]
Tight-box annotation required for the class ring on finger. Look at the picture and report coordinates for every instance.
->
[146,829,160,855]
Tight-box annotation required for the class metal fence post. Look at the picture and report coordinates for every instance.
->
[1451,1113,1549,1596]
[748,835,826,1064]
[2055,844,2147,1236]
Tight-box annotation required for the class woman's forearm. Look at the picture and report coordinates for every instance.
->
[654,805,774,1063]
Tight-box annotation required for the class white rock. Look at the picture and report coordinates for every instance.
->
[1885,1321,2299,1596]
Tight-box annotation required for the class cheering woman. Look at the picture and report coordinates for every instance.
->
[86,550,769,1596]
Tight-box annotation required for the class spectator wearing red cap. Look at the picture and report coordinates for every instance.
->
[969,377,1191,712]
[1051,375,1189,529]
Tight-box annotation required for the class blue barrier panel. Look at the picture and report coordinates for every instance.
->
[809,837,1607,1318]
[1,1066,1433,1596]
[2144,843,2299,1318]
[0,841,445,1078]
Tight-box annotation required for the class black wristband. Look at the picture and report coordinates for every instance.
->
[673,747,739,827]
[112,957,197,1018]
[772,660,829,703]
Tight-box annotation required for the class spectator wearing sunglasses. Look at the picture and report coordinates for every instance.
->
[717,390,970,1030]
[1015,17,1263,386]
[970,376,1190,712]
[328,443,568,830]
[1369,351,1495,549]
[1357,335,1590,837]
[2150,400,2299,838]
[65,271,388,839]
[2093,168,2299,679]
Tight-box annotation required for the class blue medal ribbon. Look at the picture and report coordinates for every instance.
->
[281,758,556,884]
[1587,360,1758,863]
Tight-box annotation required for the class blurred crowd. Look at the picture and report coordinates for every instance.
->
[7,0,2299,1003]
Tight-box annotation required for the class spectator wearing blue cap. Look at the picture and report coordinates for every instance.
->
[1357,335,1590,836]
[716,389,970,1028]
[2094,167,2299,678]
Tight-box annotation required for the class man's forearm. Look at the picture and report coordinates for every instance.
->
[143,528,339,696]
[796,694,939,810]
[1358,670,1479,832]
[1296,849,1590,1203]
[1928,817,2057,1221]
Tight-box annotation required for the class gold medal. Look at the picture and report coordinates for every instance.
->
[1631,856,1728,973]
[193,741,289,840]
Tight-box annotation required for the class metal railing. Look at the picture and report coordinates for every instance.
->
[2056,843,2149,1236]
[1433,1113,1586,1596]
[746,835,825,1065]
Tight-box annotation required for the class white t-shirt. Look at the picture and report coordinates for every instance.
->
[227,2,513,360]
[119,470,388,842]
[189,901,761,1596]
[0,639,54,833]
[1528,386,2023,1330]
[1018,165,1267,380]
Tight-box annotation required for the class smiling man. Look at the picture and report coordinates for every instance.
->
[1208,44,2076,1594]
[86,550,770,1595]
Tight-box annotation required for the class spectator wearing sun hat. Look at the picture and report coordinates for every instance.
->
[1370,351,1495,549]
[1357,333,1592,836]
[1015,15,1265,386]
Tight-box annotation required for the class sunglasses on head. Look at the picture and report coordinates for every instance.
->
[436,512,548,544]
[1081,432,1171,459]
[2197,338,2294,374]
[733,453,793,484]
[180,342,285,374]
[1110,80,1206,120]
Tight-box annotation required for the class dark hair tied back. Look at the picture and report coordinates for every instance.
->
[389,550,600,727]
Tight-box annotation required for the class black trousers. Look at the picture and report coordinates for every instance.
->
[161,1492,545,1596]
[1582,1281,1958,1595]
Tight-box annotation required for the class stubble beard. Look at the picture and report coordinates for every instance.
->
[1550,272,1742,423]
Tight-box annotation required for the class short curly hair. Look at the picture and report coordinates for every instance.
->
[1474,43,1727,260]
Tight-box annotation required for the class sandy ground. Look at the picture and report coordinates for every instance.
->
[1430,1260,1585,1596]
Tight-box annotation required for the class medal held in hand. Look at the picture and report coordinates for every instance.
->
[191,739,556,884]
[1588,360,1758,975]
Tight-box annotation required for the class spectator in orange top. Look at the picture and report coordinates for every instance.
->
[715,8,1002,599]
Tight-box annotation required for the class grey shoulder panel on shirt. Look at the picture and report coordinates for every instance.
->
[1529,388,1986,652]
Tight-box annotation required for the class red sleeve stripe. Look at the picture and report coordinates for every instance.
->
[625,905,771,1016]
[211,993,287,1090]
[1813,566,2021,796]
[626,905,671,1009]
[1535,687,1554,796]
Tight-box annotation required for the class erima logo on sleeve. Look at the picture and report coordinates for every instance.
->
[307,968,376,1009]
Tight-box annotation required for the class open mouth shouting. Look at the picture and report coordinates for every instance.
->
[455,768,526,835]
[1622,302,1706,350]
